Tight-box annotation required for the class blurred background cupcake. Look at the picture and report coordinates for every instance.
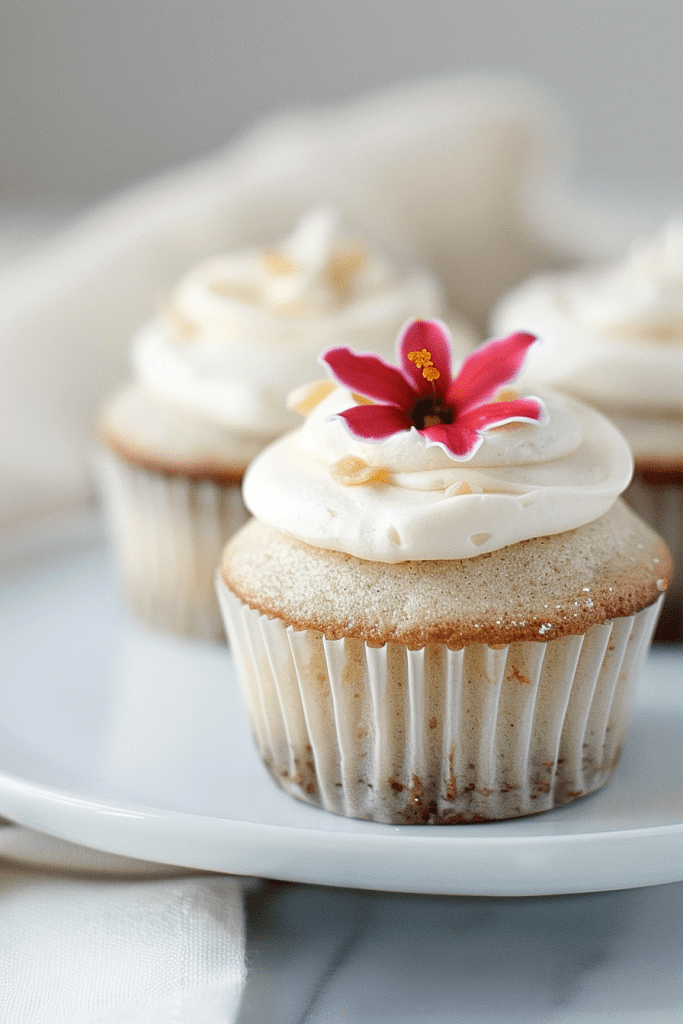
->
[97,208,473,639]
[492,222,683,640]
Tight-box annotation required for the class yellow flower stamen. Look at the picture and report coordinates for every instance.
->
[407,349,441,381]
[408,349,432,369]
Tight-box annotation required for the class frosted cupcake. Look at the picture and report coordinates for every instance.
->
[217,320,670,823]
[98,209,466,639]
[491,221,683,639]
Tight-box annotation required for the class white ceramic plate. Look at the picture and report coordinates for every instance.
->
[0,515,682,896]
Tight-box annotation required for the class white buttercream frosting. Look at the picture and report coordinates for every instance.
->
[492,221,683,413]
[131,208,460,439]
[243,385,633,563]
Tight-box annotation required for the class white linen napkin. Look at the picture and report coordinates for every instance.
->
[0,821,248,1024]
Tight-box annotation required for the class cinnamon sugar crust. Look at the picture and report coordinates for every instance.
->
[220,500,672,648]
[99,385,264,485]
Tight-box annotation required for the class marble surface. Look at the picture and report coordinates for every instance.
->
[237,879,683,1023]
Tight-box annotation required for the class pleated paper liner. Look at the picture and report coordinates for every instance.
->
[218,581,662,823]
[97,449,249,641]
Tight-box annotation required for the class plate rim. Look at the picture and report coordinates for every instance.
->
[1,512,682,896]
[1,765,683,896]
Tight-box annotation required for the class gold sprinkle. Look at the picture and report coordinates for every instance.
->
[444,481,483,497]
[208,278,259,303]
[657,578,668,592]
[287,379,336,416]
[163,302,199,343]
[261,249,298,275]
[330,455,390,487]
[276,298,307,315]
[445,481,472,497]
[325,245,366,293]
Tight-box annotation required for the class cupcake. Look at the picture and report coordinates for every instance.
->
[216,320,670,823]
[98,208,468,639]
[491,221,683,639]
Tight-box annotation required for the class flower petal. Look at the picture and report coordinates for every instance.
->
[448,332,537,413]
[335,403,412,441]
[398,319,453,395]
[458,397,545,431]
[422,422,483,460]
[321,347,414,407]
[421,397,545,460]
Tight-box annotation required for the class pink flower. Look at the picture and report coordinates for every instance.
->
[321,319,545,460]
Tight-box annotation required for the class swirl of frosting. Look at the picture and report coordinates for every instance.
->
[491,221,683,412]
[243,385,633,562]
[131,208,456,438]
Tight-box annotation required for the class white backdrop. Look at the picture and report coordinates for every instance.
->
[1,0,683,210]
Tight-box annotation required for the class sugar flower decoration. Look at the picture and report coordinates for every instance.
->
[321,319,545,460]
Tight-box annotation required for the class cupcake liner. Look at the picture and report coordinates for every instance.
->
[97,449,249,640]
[217,580,663,823]
[625,470,682,641]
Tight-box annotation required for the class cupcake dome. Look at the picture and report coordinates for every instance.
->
[98,211,462,639]
[491,222,683,639]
